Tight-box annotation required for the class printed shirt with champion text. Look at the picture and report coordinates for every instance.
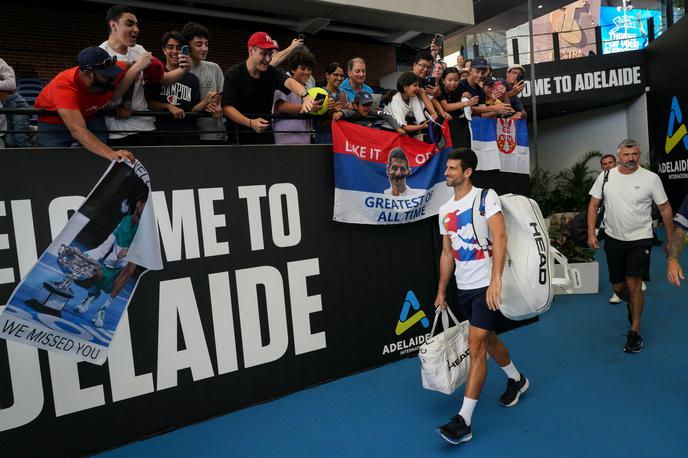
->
[438,186,501,290]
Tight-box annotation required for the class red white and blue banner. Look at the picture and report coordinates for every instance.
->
[332,121,454,224]
[0,160,162,364]
[470,118,530,174]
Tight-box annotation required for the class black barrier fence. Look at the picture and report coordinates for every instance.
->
[0,145,451,457]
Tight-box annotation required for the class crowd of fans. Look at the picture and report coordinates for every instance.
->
[0,4,531,157]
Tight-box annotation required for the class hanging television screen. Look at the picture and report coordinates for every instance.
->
[600,6,662,54]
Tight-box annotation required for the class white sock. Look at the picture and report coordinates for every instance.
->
[100,296,113,312]
[501,361,520,381]
[458,397,478,426]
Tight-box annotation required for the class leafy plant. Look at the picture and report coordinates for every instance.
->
[555,151,601,212]
[529,168,555,217]
[548,213,596,263]
[531,151,602,216]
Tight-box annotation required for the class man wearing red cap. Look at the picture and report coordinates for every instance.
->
[100,5,190,146]
[222,31,314,145]
[35,46,145,161]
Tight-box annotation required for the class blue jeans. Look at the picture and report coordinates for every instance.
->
[3,93,31,147]
[38,117,108,147]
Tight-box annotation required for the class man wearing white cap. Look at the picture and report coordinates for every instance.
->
[223,31,314,145]
[503,64,527,118]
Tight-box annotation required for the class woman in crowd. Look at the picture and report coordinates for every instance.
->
[456,54,466,70]
[430,61,445,86]
[380,71,428,135]
[428,61,451,119]
[315,62,349,143]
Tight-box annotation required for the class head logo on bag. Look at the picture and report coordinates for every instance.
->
[529,222,548,285]
[395,290,430,336]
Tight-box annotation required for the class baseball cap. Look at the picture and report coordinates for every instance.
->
[143,56,165,84]
[354,91,374,105]
[483,76,498,86]
[77,46,122,77]
[507,64,525,73]
[247,31,278,50]
[470,57,490,69]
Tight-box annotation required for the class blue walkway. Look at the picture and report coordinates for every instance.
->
[99,241,688,457]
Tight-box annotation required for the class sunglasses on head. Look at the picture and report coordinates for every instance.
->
[81,55,118,71]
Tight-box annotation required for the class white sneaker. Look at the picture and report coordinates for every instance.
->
[75,295,96,313]
[93,307,106,328]
[609,293,622,304]
[641,282,647,292]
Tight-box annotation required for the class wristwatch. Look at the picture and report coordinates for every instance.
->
[123,101,132,109]
[300,89,309,98]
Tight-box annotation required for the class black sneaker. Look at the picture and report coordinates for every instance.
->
[624,330,643,353]
[436,414,472,445]
[499,373,529,407]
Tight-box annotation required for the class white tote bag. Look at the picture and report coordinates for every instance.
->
[418,308,471,395]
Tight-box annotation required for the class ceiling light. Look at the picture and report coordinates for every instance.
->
[538,4,543,8]
[488,27,492,31]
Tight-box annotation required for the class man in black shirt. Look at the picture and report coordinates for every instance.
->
[458,58,514,118]
[148,31,212,145]
[222,31,314,144]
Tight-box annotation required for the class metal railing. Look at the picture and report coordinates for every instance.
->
[0,108,383,145]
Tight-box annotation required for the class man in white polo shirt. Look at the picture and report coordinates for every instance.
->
[587,139,674,353]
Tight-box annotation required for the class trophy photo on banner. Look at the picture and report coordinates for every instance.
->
[0,160,162,364]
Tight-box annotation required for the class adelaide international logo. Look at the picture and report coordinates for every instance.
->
[395,290,430,335]
[666,96,688,154]
[382,291,431,356]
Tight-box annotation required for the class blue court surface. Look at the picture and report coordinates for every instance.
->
[98,238,688,457]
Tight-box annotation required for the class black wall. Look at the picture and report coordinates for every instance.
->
[646,17,688,209]
[0,146,441,457]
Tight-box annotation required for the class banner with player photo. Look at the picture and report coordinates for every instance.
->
[0,160,162,364]
[469,117,530,174]
[332,120,454,225]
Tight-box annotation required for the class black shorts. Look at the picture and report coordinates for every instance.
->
[457,286,519,332]
[603,235,653,284]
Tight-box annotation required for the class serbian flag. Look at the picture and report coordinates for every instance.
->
[470,117,530,174]
[332,120,454,224]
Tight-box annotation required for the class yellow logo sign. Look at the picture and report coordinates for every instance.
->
[666,96,688,154]
[394,291,429,336]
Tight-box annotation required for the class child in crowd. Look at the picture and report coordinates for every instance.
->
[380,71,428,134]
[273,46,322,144]
[483,76,522,119]
[332,91,404,134]
[436,67,479,119]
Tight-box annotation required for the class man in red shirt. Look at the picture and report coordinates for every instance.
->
[35,46,149,161]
